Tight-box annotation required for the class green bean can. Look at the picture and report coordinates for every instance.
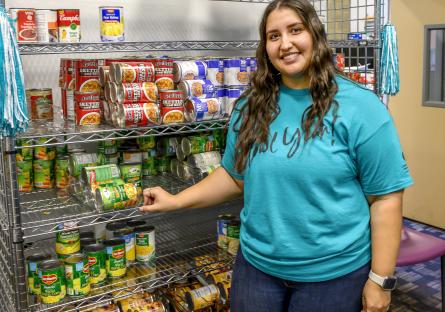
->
[104,239,126,279]
[83,244,107,287]
[38,259,66,304]
[33,159,54,189]
[55,156,69,189]
[17,160,33,192]
[181,135,216,156]
[82,164,121,185]
[137,136,156,151]
[98,140,118,155]
[64,253,90,297]
[156,156,170,174]
[142,149,157,177]
[26,253,51,295]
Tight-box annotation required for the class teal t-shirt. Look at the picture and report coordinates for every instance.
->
[221,76,413,282]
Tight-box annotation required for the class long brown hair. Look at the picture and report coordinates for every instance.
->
[233,0,340,173]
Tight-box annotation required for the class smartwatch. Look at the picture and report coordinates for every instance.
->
[368,270,397,291]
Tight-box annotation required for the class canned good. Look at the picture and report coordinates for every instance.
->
[173,60,207,83]
[137,136,156,151]
[76,108,101,126]
[184,97,221,122]
[223,57,250,86]
[225,86,249,116]
[38,260,66,304]
[156,156,170,174]
[105,221,128,240]
[114,62,155,84]
[160,105,184,125]
[35,9,58,43]
[158,90,183,109]
[98,140,118,155]
[28,88,53,120]
[64,253,90,297]
[178,79,216,99]
[217,214,236,250]
[134,225,156,262]
[99,66,110,86]
[17,160,33,192]
[100,6,124,42]
[114,82,158,104]
[57,9,80,43]
[113,228,135,264]
[118,299,166,312]
[83,244,107,287]
[34,137,56,160]
[56,222,80,256]
[126,220,146,229]
[95,183,138,211]
[181,135,218,156]
[209,270,232,285]
[187,151,222,169]
[103,239,127,279]
[69,152,104,177]
[26,253,52,295]
[205,58,224,87]
[227,219,240,256]
[118,102,160,127]
[55,156,69,189]
[82,164,121,185]
[184,284,220,311]
[73,59,101,93]
[33,159,54,189]
[153,58,174,91]
[16,139,33,161]
[142,149,158,177]
[9,8,37,42]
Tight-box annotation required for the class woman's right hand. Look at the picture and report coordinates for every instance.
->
[139,186,181,213]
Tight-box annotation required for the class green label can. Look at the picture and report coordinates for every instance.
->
[26,253,51,295]
[55,156,69,189]
[69,152,101,177]
[38,260,66,304]
[156,156,170,174]
[17,160,33,192]
[98,140,118,155]
[142,149,157,177]
[181,135,216,156]
[56,144,68,156]
[34,137,56,160]
[82,164,121,184]
[64,253,90,297]
[33,159,54,189]
[104,239,126,279]
[16,139,33,161]
[134,225,156,262]
[137,136,156,151]
[56,222,80,255]
[227,220,240,256]
[84,244,107,287]
[95,184,132,211]
[119,163,142,183]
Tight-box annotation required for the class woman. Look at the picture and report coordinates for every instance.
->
[140,0,413,311]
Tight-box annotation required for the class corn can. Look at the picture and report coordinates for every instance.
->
[64,253,90,297]
[134,225,155,262]
[113,228,135,264]
[227,219,240,256]
[26,253,51,295]
[99,7,124,42]
[34,137,56,160]
[217,214,236,250]
[56,222,80,256]
[17,160,33,192]
[82,164,121,185]
[83,244,107,287]
[142,149,157,177]
[38,260,66,304]
[98,140,118,155]
[104,239,126,279]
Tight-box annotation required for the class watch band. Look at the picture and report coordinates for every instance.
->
[368,270,386,286]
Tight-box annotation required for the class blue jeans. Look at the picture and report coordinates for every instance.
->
[230,250,370,312]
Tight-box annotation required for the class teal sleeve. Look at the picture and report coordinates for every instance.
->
[356,118,413,195]
[221,101,245,180]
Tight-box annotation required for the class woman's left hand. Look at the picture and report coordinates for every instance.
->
[361,279,391,312]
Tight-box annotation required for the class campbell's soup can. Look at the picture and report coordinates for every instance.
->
[113,82,158,104]
[117,102,160,128]
[9,9,37,42]
[153,58,174,91]
[178,79,216,100]
[73,59,101,93]
[35,9,58,43]
[57,9,80,43]
[184,97,221,122]
[28,88,54,120]
[173,60,207,83]
[99,6,124,42]
[224,58,250,86]
[113,62,155,84]
[205,58,224,87]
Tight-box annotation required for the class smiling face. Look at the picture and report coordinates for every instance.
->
[265,7,313,89]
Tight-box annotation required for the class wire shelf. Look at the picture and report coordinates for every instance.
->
[15,119,229,149]
[18,41,260,55]
[27,239,234,312]
[20,174,198,240]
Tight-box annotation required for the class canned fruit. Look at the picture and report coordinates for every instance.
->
[134,225,155,262]
[104,239,126,279]
[38,260,66,304]
[84,244,107,287]
[100,7,124,42]
[57,9,80,43]
[64,253,90,297]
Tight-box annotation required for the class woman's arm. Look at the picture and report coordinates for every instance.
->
[139,166,244,212]
[362,190,403,312]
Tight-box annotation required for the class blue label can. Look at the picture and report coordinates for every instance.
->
[99,7,124,42]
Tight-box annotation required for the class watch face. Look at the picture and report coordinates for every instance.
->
[382,277,397,290]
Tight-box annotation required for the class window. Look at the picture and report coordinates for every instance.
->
[423,24,445,107]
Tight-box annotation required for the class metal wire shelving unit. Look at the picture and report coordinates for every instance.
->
[0,0,385,311]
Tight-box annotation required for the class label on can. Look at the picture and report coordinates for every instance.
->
[116,232,136,263]
[206,59,224,87]
[55,157,69,189]
[10,9,37,42]
[119,102,160,127]
[186,284,219,310]
[119,163,142,183]
[184,97,221,122]
[56,227,80,255]
[179,79,216,99]
[65,256,90,296]
[86,249,107,286]
[29,89,54,120]
[100,7,124,42]
[116,62,155,83]
[17,161,33,192]
[38,263,66,304]
[160,106,184,124]
[16,139,33,161]
[106,244,126,278]
[153,58,174,91]
[33,159,54,189]
[119,82,157,103]
[35,9,58,43]
[159,90,184,108]
[135,230,155,262]
[224,58,250,86]
[73,59,100,93]
[137,137,156,151]
[57,9,81,43]
[142,150,157,177]
[173,60,207,83]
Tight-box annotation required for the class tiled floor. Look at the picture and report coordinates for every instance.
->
[391,219,444,312]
